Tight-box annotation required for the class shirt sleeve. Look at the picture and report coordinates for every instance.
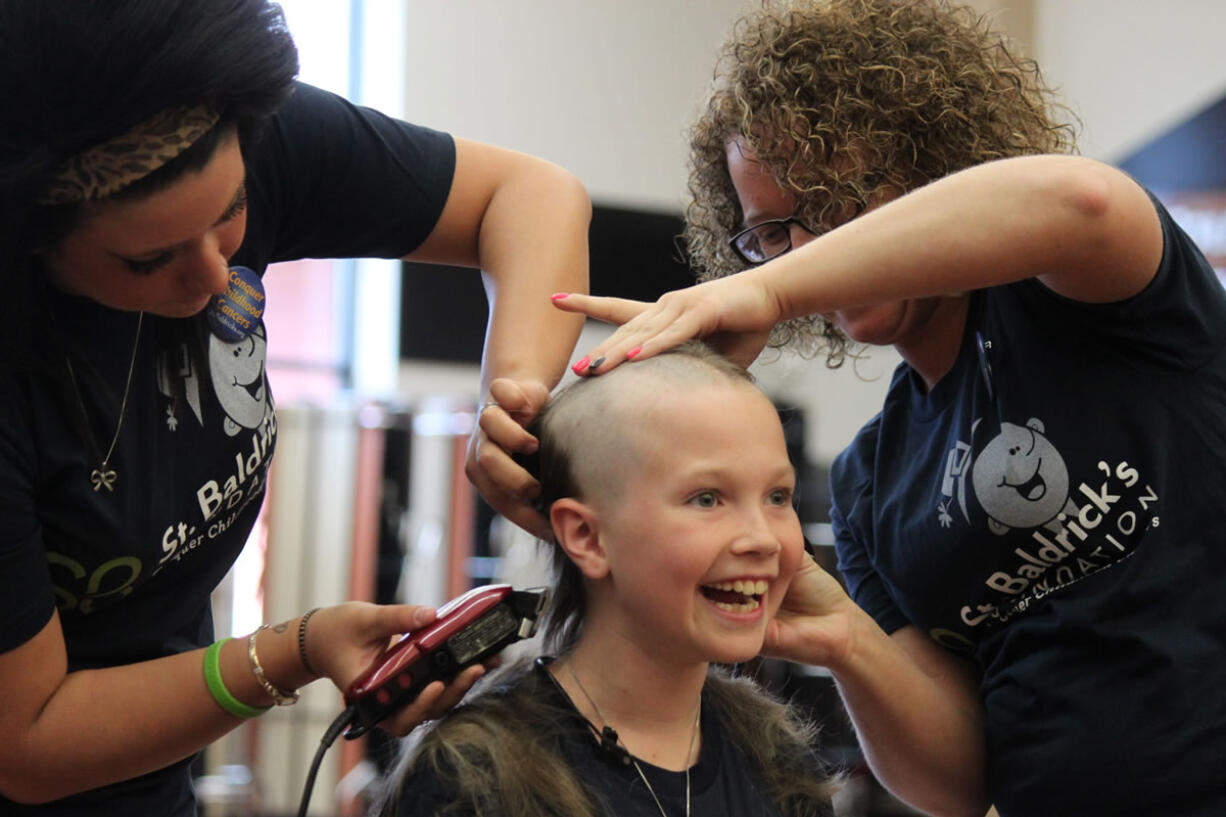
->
[239,81,457,267]
[829,429,911,636]
[1007,189,1226,372]
[831,502,910,636]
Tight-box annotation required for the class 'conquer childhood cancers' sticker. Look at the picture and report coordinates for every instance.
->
[206,265,265,342]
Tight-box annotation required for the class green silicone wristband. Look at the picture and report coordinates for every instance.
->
[204,638,271,719]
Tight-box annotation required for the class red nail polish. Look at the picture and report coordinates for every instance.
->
[571,356,591,374]
[626,346,643,360]
[550,292,570,301]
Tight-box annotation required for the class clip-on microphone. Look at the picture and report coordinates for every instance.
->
[599,725,632,766]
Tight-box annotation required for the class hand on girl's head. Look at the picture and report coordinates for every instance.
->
[466,377,552,538]
[552,278,778,378]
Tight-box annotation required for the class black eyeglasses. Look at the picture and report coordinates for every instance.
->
[728,217,816,265]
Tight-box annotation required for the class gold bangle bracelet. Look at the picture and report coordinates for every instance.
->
[248,625,300,707]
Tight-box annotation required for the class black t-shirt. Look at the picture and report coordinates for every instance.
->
[0,82,455,816]
[831,196,1226,816]
[397,663,790,817]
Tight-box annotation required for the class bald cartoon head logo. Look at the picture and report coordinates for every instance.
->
[972,418,1070,534]
[208,325,269,436]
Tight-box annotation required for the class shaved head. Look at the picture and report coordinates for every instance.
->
[536,342,756,508]
[531,341,765,653]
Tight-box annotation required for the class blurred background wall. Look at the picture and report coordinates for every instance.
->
[391,0,1226,465]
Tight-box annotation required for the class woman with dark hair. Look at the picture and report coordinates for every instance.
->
[382,343,835,817]
[553,1,1226,815]
[0,1,588,814]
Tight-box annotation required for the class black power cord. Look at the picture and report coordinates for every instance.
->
[291,587,548,815]
[295,704,358,817]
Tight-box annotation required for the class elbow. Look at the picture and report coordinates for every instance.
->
[1003,155,1118,232]
[0,776,57,806]
[1058,158,1159,249]
[0,779,93,806]
[900,792,990,817]
[1052,158,1161,288]
[898,788,991,817]
[526,156,591,222]
[554,164,593,222]
[0,755,81,805]
[869,751,990,817]
[1050,157,1117,224]
[948,795,993,817]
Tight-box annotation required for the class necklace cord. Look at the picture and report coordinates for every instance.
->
[101,311,144,467]
[56,311,145,491]
[565,662,701,817]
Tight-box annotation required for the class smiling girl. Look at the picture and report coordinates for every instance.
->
[382,342,834,817]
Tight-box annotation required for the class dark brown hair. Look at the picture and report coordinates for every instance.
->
[382,660,836,817]
[0,0,298,362]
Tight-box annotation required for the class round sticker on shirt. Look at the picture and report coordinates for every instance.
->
[206,266,266,342]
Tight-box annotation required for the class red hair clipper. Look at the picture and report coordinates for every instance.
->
[343,584,548,738]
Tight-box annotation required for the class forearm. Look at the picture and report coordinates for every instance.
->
[2,619,312,804]
[476,162,590,394]
[826,614,989,817]
[751,154,1160,320]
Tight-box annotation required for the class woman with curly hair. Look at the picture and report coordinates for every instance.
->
[553,1,1226,815]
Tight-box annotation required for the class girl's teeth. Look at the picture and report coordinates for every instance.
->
[710,579,770,595]
[712,598,762,613]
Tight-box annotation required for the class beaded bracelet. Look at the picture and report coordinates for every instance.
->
[203,639,271,719]
[298,607,321,675]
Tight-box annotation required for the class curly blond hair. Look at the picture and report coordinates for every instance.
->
[686,0,1078,365]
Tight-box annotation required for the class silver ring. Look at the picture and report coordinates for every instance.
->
[480,401,501,412]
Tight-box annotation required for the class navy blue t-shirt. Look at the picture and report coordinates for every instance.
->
[0,82,455,816]
[831,196,1226,816]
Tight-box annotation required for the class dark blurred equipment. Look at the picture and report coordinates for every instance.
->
[401,203,693,364]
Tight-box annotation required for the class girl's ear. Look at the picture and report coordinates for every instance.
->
[550,497,609,579]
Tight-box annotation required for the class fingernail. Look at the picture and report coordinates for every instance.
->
[550,292,570,302]
[626,346,642,360]
[571,356,591,375]
[588,356,606,372]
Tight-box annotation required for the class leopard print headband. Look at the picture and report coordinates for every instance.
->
[38,105,221,205]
